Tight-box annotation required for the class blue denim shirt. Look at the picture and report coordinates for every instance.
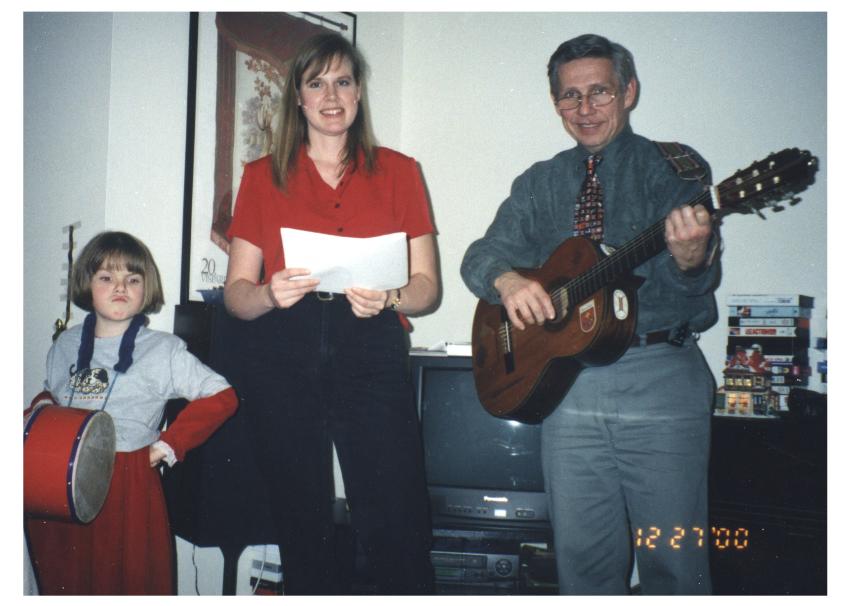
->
[460,126,720,335]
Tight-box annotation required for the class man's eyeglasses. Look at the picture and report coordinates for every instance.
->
[554,89,617,111]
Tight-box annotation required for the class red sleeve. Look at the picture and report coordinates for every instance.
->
[158,387,238,462]
[389,150,435,239]
[227,159,267,248]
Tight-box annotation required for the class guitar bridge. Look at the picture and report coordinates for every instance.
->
[499,307,515,373]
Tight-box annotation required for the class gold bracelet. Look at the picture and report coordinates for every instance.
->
[389,288,401,311]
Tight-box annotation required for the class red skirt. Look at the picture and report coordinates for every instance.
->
[26,448,174,595]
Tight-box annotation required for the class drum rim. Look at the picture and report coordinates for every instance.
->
[23,403,49,441]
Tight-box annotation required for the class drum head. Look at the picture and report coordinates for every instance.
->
[71,411,116,523]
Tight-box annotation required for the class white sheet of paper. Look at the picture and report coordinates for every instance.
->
[280,228,408,294]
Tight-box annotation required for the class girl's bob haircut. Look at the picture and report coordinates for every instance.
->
[71,231,164,315]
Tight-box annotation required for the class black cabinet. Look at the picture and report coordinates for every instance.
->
[708,415,826,595]
[164,303,282,594]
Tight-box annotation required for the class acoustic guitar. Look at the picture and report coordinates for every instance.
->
[471,148,818,423]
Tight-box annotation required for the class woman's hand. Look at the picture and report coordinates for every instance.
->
[345,286,391,318]
[266,267,321,309]
[225,237,322,321]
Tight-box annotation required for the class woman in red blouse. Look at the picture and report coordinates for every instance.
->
[224,33,439,594]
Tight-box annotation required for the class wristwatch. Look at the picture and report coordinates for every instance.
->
[389,288,401,311]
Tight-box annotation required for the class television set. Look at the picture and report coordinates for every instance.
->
[410,353,550,530]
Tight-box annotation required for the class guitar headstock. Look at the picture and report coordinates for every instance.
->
[715,148,818,218]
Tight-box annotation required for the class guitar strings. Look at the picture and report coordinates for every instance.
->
[545,155,794,313]
[547,189,711,310]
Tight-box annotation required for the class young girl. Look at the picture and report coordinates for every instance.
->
[25,231,238,594]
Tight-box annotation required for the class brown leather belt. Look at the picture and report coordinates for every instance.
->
[630,330,671,347]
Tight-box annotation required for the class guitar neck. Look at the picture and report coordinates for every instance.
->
[566,190,714,302]
[555,147,817,311]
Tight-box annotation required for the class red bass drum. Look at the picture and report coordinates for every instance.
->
[24,405,116,523]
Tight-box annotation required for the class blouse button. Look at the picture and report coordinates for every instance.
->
[337,227,344,233]
[334,203,341,209]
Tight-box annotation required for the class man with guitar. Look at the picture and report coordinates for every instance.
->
[461,34,720,594]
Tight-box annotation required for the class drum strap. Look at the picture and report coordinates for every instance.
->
[75,313,97,372]
[70,313,145,411]
[114,314,145,373]
[76,313,145,373]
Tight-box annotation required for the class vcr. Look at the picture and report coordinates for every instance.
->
[431,549,519,585]
[429,532,536,593]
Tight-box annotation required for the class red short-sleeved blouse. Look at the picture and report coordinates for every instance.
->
[227,146,435,281]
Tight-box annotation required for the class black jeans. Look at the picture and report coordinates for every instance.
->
[239,295,434,594]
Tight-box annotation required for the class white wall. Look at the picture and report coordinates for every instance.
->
[23,10,828,594]
[23,12,114,401]
[105,13,190,319]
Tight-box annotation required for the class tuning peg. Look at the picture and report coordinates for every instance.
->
[754,207,767,220]
[770,202,785,213]
[789,196,802,206]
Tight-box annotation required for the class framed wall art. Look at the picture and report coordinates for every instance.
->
[180,11,356,303]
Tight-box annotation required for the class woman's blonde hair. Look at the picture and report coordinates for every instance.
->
[72,231,164,314]
[271,32,376,191]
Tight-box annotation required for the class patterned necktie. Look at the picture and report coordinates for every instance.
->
[573,154,604,241]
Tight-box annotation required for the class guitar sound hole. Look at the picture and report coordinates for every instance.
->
[546,279,572,327]
[544,308,571,333]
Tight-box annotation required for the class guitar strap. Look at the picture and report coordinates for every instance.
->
[655,141,710,346]
[655,141,707,182]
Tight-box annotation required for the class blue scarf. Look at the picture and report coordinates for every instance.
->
[75,313,146,373]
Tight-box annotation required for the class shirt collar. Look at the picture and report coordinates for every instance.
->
[297,143,362,190]
[579,124,635,164]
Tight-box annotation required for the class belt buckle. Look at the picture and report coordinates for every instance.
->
[666,323,690,347]
[316,291,334,302]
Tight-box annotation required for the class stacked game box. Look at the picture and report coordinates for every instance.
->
[814,336,827,394]
[718,294,813,417]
